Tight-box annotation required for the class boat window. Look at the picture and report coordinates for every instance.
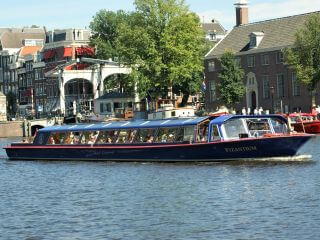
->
[246,118,272,137]
[155,127,179,143]
[183,126,195,142]
[47,132,66,144]
[134,128,157,143]
[115,129,133,143]
[58,131,82,144]
[222,119,247,139]
[96,130,119,144]
[79,131,100,144]
[71,132,81,144]
[175,128,184,142]
[196,120,210,142]
[34,132,46,145]
[210,125,221,141]
[271,118,288,134]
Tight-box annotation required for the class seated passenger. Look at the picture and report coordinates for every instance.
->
[146,136,154,143]
[161,134,167,142]
[168,134,175,142]
[48,136,55,144]
[88,134,96,144]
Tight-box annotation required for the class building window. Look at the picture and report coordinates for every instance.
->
[209,33,216,41]
[261,54,269,65]
[292,72,300,96]
[277,74,285,97]
[262,75,270,99]
[247,55,255,67]
[208,61,215,72]
[100,103,104,112]
[249,36,257,48]
[235,57,241,67]
[276,52,284,64]
[247,76,255,86]
[210,80,216,101]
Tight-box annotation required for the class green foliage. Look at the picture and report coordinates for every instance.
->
[285,14,320,90]
[104,74,134,94]
[218,51,245,107]
[89,10,128,60]
[90,0,206,99]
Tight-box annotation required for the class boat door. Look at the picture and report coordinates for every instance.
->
[209,124,221,142]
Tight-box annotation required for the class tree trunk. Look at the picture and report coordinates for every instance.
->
[180,93,189,107]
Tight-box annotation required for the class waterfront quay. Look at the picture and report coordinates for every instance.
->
[0,136,320,239]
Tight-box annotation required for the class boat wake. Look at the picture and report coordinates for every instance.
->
[241,154,313,162]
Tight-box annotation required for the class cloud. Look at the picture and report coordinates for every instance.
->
[197,0,320,31]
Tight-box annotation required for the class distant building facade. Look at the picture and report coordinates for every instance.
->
[0,27,46,117]
[204,0,319,114]
[43,28,95,116]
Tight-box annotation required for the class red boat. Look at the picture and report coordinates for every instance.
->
[288,113,320,133]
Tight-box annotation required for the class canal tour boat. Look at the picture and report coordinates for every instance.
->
[4,115,313,162]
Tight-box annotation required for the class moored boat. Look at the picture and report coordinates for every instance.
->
[288,113,320,134]
[4,115,313,162]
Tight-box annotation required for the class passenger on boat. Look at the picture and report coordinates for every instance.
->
[48,136,55,144]
[161,134,167,142]
[128,130,137,143]
[263,123,269,130]
[64,134,72,144]
[146,135,154,143]
[168,134,175,142]
[88,133,97,144]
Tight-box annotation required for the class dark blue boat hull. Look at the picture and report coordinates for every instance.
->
[4,135,312,162]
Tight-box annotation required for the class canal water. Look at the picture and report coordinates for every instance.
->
[0,137,320,240]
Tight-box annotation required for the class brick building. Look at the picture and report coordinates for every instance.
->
[0,27,46,117]
[204,0,320,114]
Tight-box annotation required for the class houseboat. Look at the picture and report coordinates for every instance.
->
[4,115,313,162]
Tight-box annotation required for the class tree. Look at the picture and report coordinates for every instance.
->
[285,14,320,104]
[103,74,134,94]
[218,51,245,108]
[115,0,205,101]
[90,10,128,60]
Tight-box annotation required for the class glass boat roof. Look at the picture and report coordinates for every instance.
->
[39,116,210,133]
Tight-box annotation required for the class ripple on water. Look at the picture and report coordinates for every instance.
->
[0,137,320,239]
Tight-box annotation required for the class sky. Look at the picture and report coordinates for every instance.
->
[1,0,320,31]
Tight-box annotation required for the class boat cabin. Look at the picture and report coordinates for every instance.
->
[32,115,289,146]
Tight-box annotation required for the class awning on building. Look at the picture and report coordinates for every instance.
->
[21,87,32,97]
[44,50,56,60]
[76,47,95,56]
[63,47,73,57]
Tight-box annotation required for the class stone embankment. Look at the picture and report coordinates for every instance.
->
[0,121,24,137]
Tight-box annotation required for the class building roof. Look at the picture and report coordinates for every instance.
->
[97,92,134,100]
[0,28,45,49]
[205,11,319,58]
[19,46,42,57]
[201,20,227,35]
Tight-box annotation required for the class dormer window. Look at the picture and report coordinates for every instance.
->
[249,32,264,49]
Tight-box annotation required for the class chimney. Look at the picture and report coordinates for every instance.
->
[235,0,248,26]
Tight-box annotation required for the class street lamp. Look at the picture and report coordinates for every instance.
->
[270,86,275,114]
